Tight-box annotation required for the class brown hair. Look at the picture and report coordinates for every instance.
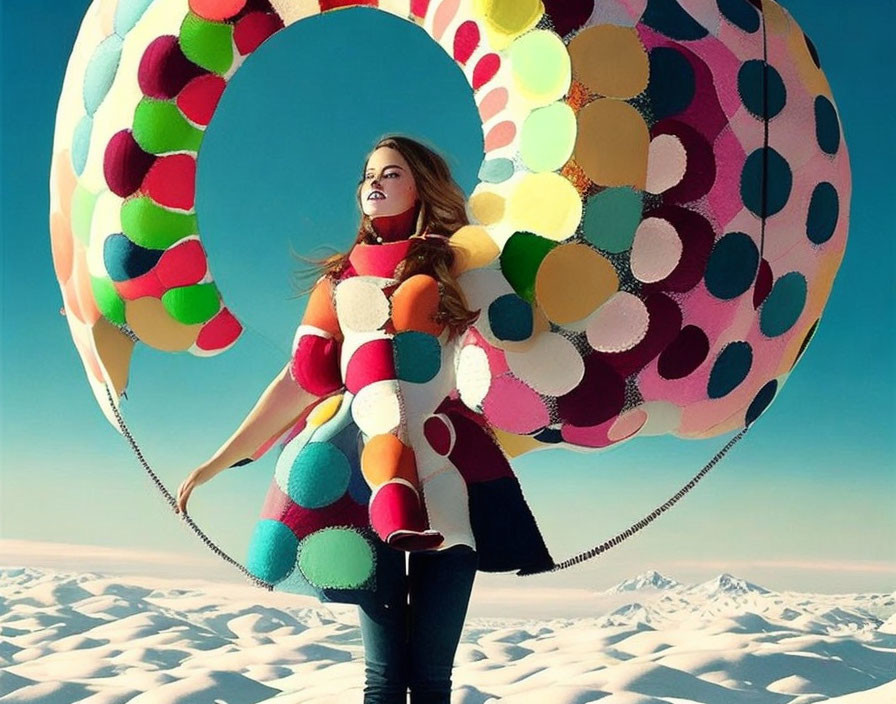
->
[291,134,480,340]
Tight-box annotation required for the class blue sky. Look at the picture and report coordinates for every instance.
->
[1,1,893,594]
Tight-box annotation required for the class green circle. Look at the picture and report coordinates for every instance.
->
[520,102,576,173]
[298,528,375,590]
[509,30,571,105]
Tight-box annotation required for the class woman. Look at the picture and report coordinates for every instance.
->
[175,135,553,703]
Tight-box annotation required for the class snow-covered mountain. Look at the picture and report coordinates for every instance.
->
[607,569,681,592]
[0,565,893,703]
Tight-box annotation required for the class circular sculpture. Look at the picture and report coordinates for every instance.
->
[51,0,851,591]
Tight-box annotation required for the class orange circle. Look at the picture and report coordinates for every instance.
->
[361,433,419,487]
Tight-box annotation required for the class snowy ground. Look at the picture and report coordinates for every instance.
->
[0,566,894,703]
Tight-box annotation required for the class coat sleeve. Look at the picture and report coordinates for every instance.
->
[289,274,344,396]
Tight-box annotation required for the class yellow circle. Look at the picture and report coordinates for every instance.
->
[474,0,543,39]
[506,172,583,240]
[307,394,343,427]
[469,191,506,225]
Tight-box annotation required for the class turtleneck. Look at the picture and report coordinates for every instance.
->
[369,200,421,243]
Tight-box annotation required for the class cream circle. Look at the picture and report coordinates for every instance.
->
[334,277,390,332]
[505,332,583,396]
[456,344,492,410]
[630,217,683,283]
[585,291,650,352]
[350,379,402,437]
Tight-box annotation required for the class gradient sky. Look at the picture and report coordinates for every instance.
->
[1,1,893,595]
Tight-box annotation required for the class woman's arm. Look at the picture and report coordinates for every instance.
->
[196,361,319,481]
[176,274,345,515]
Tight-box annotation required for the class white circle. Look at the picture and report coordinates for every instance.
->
[505,332,583,396]
[630,217,682,283]
[351,379,402,436]
[455,344,492,411]
[586,292,650,353]
[334,277,389,332]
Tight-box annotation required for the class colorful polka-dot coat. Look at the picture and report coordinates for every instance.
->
[246,237,554,604]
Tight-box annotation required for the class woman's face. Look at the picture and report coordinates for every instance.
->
[360,146,419,218]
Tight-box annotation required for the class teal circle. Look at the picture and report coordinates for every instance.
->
[479,158,514,183]
[114,0,154,36]
[760,272,807,337]
[83,35,124,116]
[298,528,375,589]
[72,116,93,176]
[583,187,644,253]
[288,442,351,508]
[394,331,441,383]
[246,519,298,583]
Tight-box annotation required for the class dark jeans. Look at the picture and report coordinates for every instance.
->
[357,543,478,703]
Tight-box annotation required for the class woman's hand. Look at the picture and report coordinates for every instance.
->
[175,465,214,516]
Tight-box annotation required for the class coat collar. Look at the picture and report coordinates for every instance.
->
[347,239,414,278]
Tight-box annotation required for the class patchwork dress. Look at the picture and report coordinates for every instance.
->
[245,238,554,604]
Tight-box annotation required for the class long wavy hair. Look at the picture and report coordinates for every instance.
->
[291,135,480,340]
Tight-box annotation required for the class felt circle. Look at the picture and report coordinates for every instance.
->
[568,24,648,99]
[585,292,650,353]
[631,218,683,283]
[745,379,778,427]
[286,442,351,509]
[351,380,402,436]
[298,528,374,590]
[658,325,710,380]
[582,187,643,253]
[760,272,807,337]
[506,172,583,240]
[488,293,533,341]
[806,182,839,245]
[456,344,492,410]
[647,47,695,121]
[505,332,584,396]
[394,331,442,383]
[482,375,549,434]
[742,147,792,218]
[509,29,571,105]
[814,95,841,154]
[707,341,753,399]
[335,278,389,333]
[246,519,298,584]
[520,102,576,172]
[535,243,618,324]
[704,232,760,300]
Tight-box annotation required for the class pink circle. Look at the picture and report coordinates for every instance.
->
[481,375,549,434]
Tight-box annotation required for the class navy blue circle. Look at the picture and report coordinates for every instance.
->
[738,60,786,119]
[745,379,777,427]
[534,427,563,444]
[718,0,760,32]
[648,47,695,121]
[488,293,533,341]
[707,341,753,399]
[742,147,792,218]
[806,182,839,244]
[803,32,821,68]
[104,233,163,281]
[791,319,819,369]
[642,0,708,40]
[815,95,840,155]
[704,232,760,300]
